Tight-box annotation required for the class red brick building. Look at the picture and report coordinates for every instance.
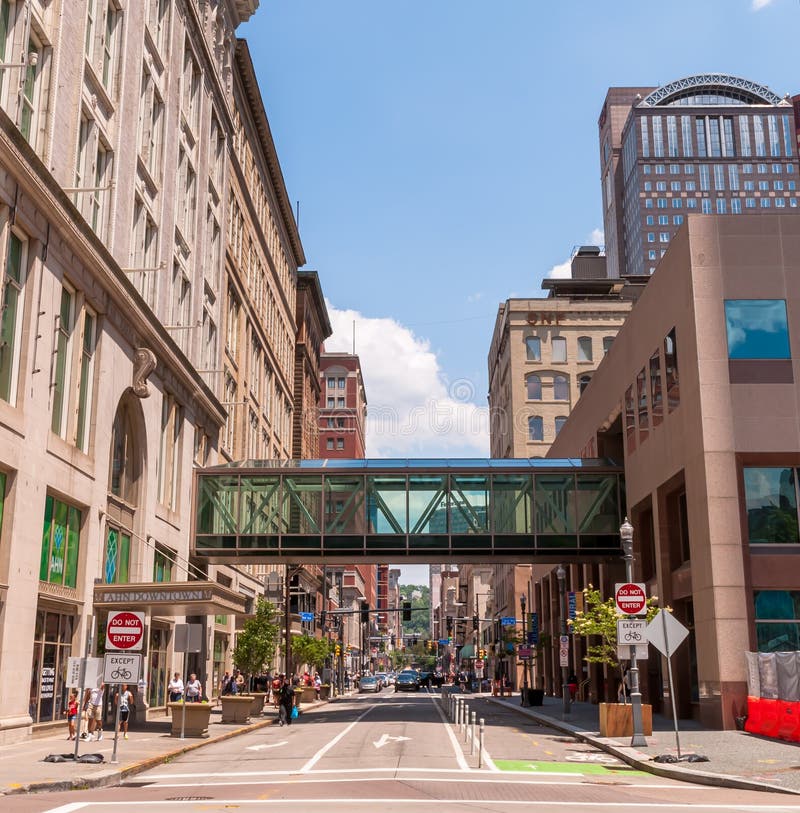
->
[318,352,367,458]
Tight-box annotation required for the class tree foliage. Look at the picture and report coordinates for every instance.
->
[569,586,662,675]
[399,584,430,635]
[291,633,334,672]
[232,599,280,679]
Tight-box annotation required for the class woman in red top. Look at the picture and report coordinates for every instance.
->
[66,691,79,740]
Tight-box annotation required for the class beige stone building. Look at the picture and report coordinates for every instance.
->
[548,214,800,729]
[0,0,319,742]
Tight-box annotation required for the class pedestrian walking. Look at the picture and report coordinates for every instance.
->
[168,672,184,703]
[271,673,282,708]
[278,674,295,726]
[568,672,578,702]
[186,673,202,702]
[83,682,105,740]
[66,691,78,740]
[116,683,133,739]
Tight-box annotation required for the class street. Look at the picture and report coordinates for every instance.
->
[7,690,800,813]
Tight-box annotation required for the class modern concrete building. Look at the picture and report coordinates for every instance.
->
[600,74,797,280]
[547,214,800,729]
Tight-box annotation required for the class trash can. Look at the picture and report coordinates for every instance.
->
[522,688,544,706]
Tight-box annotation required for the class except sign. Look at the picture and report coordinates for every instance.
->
[105,610,145,651]
[103,652,142,684]
[616,618,648,660]
[614,582,647,616]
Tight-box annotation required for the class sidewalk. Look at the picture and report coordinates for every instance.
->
[488,693,800,795]
[0,696,341,797]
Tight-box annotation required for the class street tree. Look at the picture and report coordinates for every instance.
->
[232,598,280,690]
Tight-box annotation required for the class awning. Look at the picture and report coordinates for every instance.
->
[93,580,251,616]
[458,644,476,660]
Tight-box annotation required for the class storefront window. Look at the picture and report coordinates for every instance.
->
[29,609,73,723]
[148,627,168,707]
[754,590,800,651]
[103,525,130,583]
[743,467,799,544]
[213,635,227,695]
[40,495,81,587]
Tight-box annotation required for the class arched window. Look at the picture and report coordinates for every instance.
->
[555,416,568,435]
[553,374,569,401]
[579,374,592,395]
[578,336,593,362]
[109,403,139,504]
[525,336,541,361]
[551,336,567,363]
[526,374,542,400]
[528,416,543,442]
[603,336,614,355]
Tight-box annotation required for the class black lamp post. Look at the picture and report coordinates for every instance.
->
[556,564,571,718]
[620,517,648,748]
[520,593,530,707]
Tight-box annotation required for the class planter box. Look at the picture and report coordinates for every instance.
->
[221,695,254,724]
[168,703,212,738]
[297,687,316,704]
[599,702,653,738]
[319,685,330,701]
[249,692,266,717]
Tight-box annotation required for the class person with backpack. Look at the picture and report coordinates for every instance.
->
[278,674,295,726]
[116,684,134,739]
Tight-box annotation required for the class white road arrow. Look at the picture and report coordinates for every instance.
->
[246,740,289,751]
[373,733,411,749]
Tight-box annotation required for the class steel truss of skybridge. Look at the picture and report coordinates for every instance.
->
[192,458,625,564]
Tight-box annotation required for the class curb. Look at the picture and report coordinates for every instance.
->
[487,698,800,797]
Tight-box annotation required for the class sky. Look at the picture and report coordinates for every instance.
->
[241,1,797,582]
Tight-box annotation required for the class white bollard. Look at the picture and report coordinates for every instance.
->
[470,711,476,754]
[464,705,470,741]
[478,717,485,769]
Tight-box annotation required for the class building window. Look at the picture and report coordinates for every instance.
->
[525,336,541,361]
[51,284,76,438]
[664,328,679,412]
[724,300,790,360]
[146,0,171,54]
[326,438,334,450]
[0,228,28,404]
[602,337,614,355]
[182,41,201,134]
[636,367,648,443]
[40,495,81,588]
[327,397,334,409]
[554,374,569,401]
[103,525,130,584]
[649,350,663,428]
[525,374,541,401]
[554,416,567,436]
[157,394,182,510]
[338,377,345,389]
[624,384,636,452]
[226,292,239,355]
[754,591,800,652]
[337,438,344,450]
[551,336,566,363]
[29,609,73,724]
[577,336,593,362]
[578,374,591,396]
[527,416,543,442]
[337,397,345,408]
[19,34,44,148]
[743,468,799,545]
[327,377,335,389]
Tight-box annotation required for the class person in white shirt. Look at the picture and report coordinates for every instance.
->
[83,682,105,740]
[168,672,184,703]
[116,684,133,739]
[185,673,202,702]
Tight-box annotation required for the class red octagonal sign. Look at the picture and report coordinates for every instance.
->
[106,611,145,651]
[614,583,647,616]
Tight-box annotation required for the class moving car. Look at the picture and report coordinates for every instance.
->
[359,675,380,693]
[395,670,421,692]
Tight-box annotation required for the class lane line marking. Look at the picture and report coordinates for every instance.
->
[430,693,471,771]
[41,805,89,813]
[299,702,375,773]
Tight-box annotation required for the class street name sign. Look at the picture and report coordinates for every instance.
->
[614,583,647,616]
[300,612,315,623]
[105,611,145,651]
[103,652,142,684]
[616,618,648,660]
[500,616,516,626]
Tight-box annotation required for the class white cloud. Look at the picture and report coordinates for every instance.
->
[325,304,489,458]
[466,292,484,303]
[752,0,775,10]
[546,227,605,279]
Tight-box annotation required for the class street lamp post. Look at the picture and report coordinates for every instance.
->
[556,565,571,718]
[520,593,530,707]
[620,517,648,748]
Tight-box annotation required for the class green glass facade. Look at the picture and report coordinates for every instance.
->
[40,495,81,588]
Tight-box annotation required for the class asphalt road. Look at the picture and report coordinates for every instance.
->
[9,688,800,813]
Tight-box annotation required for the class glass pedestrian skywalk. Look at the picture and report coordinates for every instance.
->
[193,458,625,563]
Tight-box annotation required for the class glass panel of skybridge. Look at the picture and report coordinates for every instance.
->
[324,475,367,534]
[196,474,239,535]
[366,475,407,533]
[534,474,576,534]
[492,474,532,534]
[239,476,282,535]
[282,476,323,534]
[576,474,620,534]
[408,474,448,534]
[449,474,489,534]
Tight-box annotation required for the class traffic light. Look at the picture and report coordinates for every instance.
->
[426,639,432,651]
[446,616,453,634]
[478,648,485,659]
[402,600,411,622]
[360,602,369,623]
[335,644,341,657]
[320,610,327,629]
[472,614,479,631]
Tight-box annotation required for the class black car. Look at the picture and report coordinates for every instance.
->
[394,670,421,692]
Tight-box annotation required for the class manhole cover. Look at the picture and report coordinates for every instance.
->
[166,797,213,801]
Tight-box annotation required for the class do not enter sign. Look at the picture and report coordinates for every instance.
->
[614,583,647,616]
[106,611,145,651]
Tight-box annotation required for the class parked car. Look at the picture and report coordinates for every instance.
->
[359,675,380,693]
[376,673,389,689]
[395,670,421,692]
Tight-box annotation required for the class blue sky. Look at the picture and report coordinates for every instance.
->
[241,0,797,465]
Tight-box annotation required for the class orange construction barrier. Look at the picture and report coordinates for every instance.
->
[744,696,762,735]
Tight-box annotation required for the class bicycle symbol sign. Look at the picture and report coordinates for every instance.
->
[103,652,142,685]
[616,619,648,659]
